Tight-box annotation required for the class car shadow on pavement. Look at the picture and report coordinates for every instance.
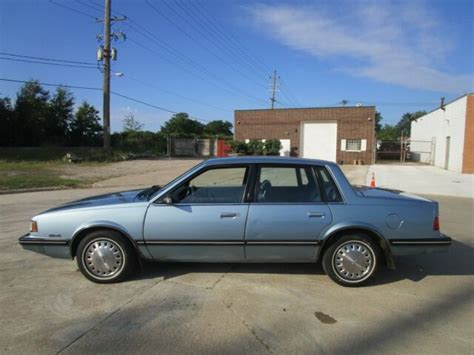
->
[131,239,473,286]
[134,261,325,283]
[372,239,473,286]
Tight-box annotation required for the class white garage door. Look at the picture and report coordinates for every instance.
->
[301,122,337,162]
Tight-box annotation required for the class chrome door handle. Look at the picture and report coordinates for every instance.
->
[308,212,325,218]
[220,212,239,219]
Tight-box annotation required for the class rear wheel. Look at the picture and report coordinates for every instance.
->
[77,230,137,283]
[322,234,380,287]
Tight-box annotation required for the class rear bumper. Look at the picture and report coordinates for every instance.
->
[19,233,70,259]
[389,235,452,256]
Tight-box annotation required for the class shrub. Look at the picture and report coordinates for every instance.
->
[264,139,282,156]
[228,140,248,155]
[247,140,265,155]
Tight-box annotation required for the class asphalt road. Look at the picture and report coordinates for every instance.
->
[0,188,473,354]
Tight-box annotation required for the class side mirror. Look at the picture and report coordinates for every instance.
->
[162,196,173,205]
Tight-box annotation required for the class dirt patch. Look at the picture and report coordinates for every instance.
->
[89,159,203,188]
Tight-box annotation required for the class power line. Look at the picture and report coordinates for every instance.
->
[0,78,211,123]
[192,0,272,76]
[279,77,302,107]
[0,56,99,70]
[0,52,97,66]
[74,0,104,14]
[49,0,99,20]
[125,75,233,113]
[185,0,302,107]
[145,0,267,90]
[126,28,268,105]
[0,78,102,91]
[172,0,267,84]
[82,0,269,106]
[110,92,210,122]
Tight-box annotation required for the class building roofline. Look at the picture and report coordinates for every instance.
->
[234,105,376,112]
[423,92,474,116]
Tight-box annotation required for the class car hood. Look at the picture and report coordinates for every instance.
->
[353,185,433,202]
[41,188,150,214]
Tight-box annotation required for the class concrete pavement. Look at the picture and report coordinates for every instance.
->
[367,164,474,198]
[0,187,473,354]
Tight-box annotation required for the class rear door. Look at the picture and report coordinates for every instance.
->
[245,164,333,261]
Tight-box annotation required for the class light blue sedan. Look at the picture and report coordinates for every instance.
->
[19,157,451,286]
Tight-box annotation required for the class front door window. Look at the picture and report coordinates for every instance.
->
[171,166,249,204]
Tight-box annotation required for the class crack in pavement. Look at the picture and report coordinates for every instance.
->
[212,289,274,354]
[55,278,164,354]
[161,273,273,354]
[208,265,234,290]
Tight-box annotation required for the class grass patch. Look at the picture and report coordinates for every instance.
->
[0,147,162,162]
[0,161,85,191]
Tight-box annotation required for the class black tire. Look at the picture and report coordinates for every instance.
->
[322,234,380,287]
[76,230,138,284]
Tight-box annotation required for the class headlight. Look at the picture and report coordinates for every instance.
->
[30,220,38,233]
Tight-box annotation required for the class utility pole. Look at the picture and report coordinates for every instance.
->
[270,70,279,109]
[97,0,126,149]
[102,0,111,149]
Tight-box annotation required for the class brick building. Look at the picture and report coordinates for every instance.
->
[234,106,376,164]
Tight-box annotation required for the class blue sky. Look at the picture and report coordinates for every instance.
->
[1,0,473,131]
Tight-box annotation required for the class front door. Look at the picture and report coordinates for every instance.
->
[444,136,451,170]
[245,165,333,261]
[143,166,250,261]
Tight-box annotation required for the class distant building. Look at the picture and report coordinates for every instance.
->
[234,106,376,164]
[411,94,474,173]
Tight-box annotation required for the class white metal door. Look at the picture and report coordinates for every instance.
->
[302,122,337,161]
[279,139,291,156]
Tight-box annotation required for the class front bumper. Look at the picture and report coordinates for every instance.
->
[19,233,70,259]
[389,235,452,256]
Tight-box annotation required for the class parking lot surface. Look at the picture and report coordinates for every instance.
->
[1,187,473,354]
[367,164,474,198]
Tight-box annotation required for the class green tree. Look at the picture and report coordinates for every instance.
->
[122,112,144,132]
[46,87,75,144]
[204,120,233,136]
[0,97,14,146]
[14,80,50,145]
[68,101,102,146]
[396,111,426,137]
[375,111,383,132]
[159,112,204,137]
[376,124,399,140]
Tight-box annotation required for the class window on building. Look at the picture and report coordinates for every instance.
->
[341,139,366,152]
[346,139,362,151]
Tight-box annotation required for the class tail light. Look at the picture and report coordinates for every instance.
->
[433,216,440,231]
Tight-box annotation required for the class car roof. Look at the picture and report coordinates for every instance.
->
[203,156,335,166]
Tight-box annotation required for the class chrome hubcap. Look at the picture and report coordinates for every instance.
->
[83,239,124,278]
[333,241,375,281]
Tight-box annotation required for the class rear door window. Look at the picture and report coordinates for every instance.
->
[315,167,343,202]
[256,166,323,203]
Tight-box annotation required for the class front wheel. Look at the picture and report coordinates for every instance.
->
[322,234,380,287]
[77,230,137,283]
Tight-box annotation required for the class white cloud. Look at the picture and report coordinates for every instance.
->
[247,1,473,93]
